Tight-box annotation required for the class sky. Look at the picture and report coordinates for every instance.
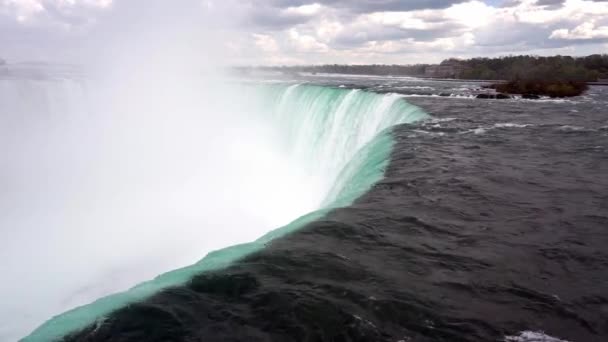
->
[0,0,607,65]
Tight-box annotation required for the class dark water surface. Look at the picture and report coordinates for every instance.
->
[64,77,608,342]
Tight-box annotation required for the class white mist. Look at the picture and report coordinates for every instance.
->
[0,1,318,340]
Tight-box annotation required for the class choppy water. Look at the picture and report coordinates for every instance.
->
[6,68,608,341]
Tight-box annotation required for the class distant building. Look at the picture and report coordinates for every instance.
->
[425,60,465,78]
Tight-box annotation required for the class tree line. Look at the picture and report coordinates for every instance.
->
[254,54,608,82]
[257,64,428,77]
[455,55,607,81]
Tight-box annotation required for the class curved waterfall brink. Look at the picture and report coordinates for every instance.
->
[18,83,429,341]
[258,84,428,204]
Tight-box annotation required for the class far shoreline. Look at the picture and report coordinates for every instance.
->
[305,73,608,86]
[260,70,608,86]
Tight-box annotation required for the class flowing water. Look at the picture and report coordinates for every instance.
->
[2,67,607,342]
[0,65,428,341]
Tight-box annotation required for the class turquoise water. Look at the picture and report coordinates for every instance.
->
[23,84,428,341]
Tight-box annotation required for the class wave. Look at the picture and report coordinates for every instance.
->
[16,83,428,341]
[505,331,571,342]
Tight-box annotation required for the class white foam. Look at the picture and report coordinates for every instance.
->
[494,123,531,128]
[429,117,457,123]
[393,85,435,90]
[401,94,475,99]
[558,125,591,132]
[461,127,487,135]
[505,331,571,342]
[412,129,446,136]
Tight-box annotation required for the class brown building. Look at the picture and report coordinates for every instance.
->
[425,60,465,78]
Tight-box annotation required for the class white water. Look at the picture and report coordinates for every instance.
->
[505,331,571,342]
[0,74,306,340]
[0,67,427,341]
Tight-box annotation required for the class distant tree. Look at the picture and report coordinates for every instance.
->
[247,54,607,81]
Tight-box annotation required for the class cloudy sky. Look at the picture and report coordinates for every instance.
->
[1,0,607,65]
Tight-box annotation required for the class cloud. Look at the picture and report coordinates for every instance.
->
[1,0,111,23]
[287,28,329,52]
[244,4,318,30]
[267,0,470,13]
[550,20,608,40]
[332,20,467,47]
[535,0,566,9]
[253,33,280,52]
[1,0,608,64]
